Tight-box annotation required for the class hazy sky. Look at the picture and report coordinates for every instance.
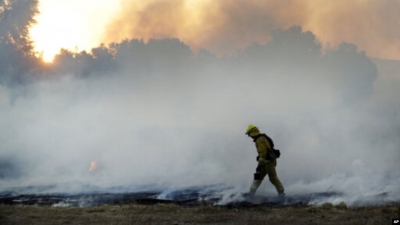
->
[30,0,400,62]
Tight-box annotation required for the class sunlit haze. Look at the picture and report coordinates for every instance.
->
[29,0,400,61]
[30,0,121,62]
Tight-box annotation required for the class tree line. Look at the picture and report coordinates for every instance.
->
[0,0,376,105]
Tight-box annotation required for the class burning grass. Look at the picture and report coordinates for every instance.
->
[0,203,399,225]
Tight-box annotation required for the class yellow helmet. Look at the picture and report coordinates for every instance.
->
[246,124,258,134]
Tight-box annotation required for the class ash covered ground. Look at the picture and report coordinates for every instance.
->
[0,185,398,208]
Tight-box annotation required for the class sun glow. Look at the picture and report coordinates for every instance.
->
[30,0,121,63]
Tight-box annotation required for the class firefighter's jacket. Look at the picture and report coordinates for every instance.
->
[248,129,275,167]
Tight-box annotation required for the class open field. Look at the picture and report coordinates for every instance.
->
[0,203,399,225]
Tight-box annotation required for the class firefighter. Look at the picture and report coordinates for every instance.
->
[246,124,285,196]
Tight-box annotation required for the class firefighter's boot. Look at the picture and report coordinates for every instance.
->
[249,180,262,194]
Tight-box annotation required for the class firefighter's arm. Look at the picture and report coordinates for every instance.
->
[257,138,269,166]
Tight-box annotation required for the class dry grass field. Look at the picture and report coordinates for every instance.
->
[0,203,399,225]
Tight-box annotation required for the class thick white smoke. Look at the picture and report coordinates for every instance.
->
[0,28,399,207]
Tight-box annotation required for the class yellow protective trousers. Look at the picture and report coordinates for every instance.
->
[249,160,285,195]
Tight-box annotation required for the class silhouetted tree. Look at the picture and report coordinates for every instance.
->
[52,49,80,75]
[269,26,321,61]
[245,26,322,71]
[50,45,117,77]
[110,39,147,74]
[324,42,377,105]
[243,26,376,105]
[90,44,117,75]
[0,0,39,84]
[111,38,193,77]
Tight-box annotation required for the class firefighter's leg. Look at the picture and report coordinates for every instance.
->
[266,161,285,195]
[249,164,267,194]
[249,180,262,194]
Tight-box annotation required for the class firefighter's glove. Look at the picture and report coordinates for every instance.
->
[257,157,268,167]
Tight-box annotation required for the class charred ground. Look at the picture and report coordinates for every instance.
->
[1,186,399,224]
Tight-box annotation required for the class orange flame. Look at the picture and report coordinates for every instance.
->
[89,161,97,171]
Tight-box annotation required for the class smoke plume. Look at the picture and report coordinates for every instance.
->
[104,0,400,60]
[1,24,400,206]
